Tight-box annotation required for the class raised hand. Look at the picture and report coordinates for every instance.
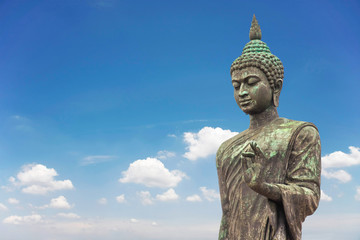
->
[241,140,267,192]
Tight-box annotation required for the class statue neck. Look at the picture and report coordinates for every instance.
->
[248,106,279,130]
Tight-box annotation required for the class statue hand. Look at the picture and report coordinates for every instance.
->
[241,140,267,191]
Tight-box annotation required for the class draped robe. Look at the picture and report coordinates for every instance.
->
[216,118,321,240]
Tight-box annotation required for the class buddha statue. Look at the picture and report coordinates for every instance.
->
[216,15,321,240]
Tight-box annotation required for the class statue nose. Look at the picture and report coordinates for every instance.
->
[239,85,249,97]
[239,90,248,97]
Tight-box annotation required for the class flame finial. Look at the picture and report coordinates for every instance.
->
[249,14,262,40]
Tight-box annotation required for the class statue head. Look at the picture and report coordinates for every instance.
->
[231,15,284,114]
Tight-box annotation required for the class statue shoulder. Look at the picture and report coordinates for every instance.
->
[278,118,320,153]
[276,117,318,132]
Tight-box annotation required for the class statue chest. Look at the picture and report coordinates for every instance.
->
[223,133,290,186]
[220,119,305,186]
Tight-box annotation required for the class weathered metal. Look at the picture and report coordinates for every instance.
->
[216,15,321,240]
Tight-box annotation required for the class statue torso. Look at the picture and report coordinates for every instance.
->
[217,118,316,240]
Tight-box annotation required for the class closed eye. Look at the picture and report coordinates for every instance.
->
[247,77,260,85]
[232,81,240,89]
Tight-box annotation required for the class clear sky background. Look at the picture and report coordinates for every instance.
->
[0,0,359,239]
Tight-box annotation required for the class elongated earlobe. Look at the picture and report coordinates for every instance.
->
[273,94,279,107]
[272,78,283,107]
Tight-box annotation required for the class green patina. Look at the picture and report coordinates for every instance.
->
[216,15,321,240]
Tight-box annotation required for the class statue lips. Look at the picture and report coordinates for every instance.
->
[239,99,253,106]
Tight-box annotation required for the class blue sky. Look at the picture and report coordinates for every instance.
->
[0,0,359,239]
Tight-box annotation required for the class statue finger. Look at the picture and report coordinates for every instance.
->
[249,141,259,154]
[242,152,255,158]
[250,141,266,159]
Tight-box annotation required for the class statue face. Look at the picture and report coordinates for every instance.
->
[231,67,273,114]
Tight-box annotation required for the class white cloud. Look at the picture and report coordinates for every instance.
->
[38,196,72,209]
[137,191,153,205]
[322,169,352,183]
[116,194,126,203]
[58,213,80,219]
[320,146,360,184]
[183,127,238,161]
[50,196,72,209]
[167,134,176,138]
[200,187,220,202]
[156,188,179,201]
[11,164,74,195]
[355,187,360,201]
[3,214,42,224]
[8,198,19,204]
[186,194,202,202]
[0,203,8,211]
[320,190,332,202]
[98,198,107,205]
[157,150,176,159]
[322,146,360,168]
[119,157,186,188]
[152,221,158,226]
[130,218,139,223]
[81,155,116,165]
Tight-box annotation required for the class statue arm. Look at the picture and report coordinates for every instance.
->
[274,125,321,239]
[252,182,282,202]
[243,126,320,204]
[243,126,320,239]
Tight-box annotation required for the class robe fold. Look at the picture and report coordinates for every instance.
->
[216,118,321,240]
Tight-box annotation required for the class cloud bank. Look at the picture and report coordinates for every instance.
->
[322,169,352,183]
[137,191,153,205]
[119,158,186,188]
[320,190,332,202]
[186,194,202,202]
[11,164,74,195]
[200,187,220,202]
[321,146,360,183]
[3,214,42,225]
[116,194,126,203]
[183,127,237,161]
[322,146,360,168]
[156,188,179,201]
